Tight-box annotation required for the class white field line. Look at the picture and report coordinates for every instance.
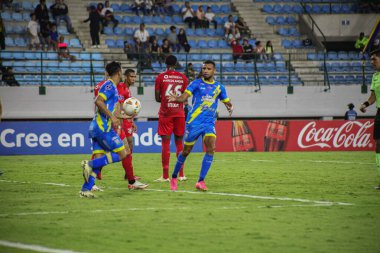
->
[145,189,353,206]
[0,206,247,217]
[249,159,373,165]
[0,179,354,207]
[257,204,333,208]
[0,240,85,253]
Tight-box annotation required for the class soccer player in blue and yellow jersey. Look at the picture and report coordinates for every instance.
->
[168,60,233,191]
[80,61,128,197]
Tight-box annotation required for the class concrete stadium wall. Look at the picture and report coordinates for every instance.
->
[0,86,376,119]
[302,14,379,40]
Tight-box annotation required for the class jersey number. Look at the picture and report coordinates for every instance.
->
[165,84,182,97]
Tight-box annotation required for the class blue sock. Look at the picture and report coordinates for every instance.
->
[88,153,120,169]
[82,175,96,191]
[198,154,213,182]
[172,153,187,178]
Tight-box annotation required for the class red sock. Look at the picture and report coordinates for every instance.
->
[122,154,134,182]
[175,138,185,177]
[162,138,170,179]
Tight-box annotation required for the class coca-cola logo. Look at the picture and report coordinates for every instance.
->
[297,121,373,149]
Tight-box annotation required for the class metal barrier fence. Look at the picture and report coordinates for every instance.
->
[0,51,374,94]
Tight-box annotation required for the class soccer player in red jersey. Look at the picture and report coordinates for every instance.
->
[117,69,148,189]
[154,55,189,182]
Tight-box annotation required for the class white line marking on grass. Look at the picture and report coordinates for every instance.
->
[0,240,85,253]
[0,179,353,207]
[257,204,333,208]
[146,189,353,206]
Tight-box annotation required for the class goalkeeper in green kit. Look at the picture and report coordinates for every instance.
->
[360,49,380,190]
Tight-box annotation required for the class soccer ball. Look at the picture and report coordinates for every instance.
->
[122,97,142,116]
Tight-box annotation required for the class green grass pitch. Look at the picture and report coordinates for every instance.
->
[0,151,379,253]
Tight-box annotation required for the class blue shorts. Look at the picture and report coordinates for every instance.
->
[91,129,125,155]
[184,123,216,145]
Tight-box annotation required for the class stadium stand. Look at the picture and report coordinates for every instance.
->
[0,0,377,88]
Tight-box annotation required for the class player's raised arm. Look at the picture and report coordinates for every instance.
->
[168,91,190,103]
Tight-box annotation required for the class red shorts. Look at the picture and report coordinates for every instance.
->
[114,120,133,140]
[158,117,185,136]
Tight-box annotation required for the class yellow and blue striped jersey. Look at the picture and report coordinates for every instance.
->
[185,78,230,126]
[90,79,119,136]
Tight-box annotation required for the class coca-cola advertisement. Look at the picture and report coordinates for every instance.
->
[215,119,374,152]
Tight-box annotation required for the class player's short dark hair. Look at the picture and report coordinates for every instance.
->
[124,69,135,76]
[165,55,177,66]
[203,60,216,68]
[370,48,380,57]
[106,61,121,76]
[348,103,354,109]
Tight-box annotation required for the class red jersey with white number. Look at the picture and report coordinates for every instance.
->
[155,69,188,118]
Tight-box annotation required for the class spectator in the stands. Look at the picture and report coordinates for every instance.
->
[235,17,250,38]
[133,0,147,16]
[101,1,119,29]
[2,67,19,87]
[167,26,180,53]
[152,0,165,16]
[39,20,51,51]
[0,17,5,50]
[232,39,244,64]
[178,28,190,53]
[227,27,240,45]
[224,15,235,39]
[50,23,59,51]
[150,38,162,62]
[161,38,172,61]
[255,41,266,60]
[265,40,274,60]
[195,5,206,29]
[355,32,369,51]
[57,36,76,61]
[124,40,136,60]
[242,38,254,62]
[163,0,174,15]
[205,6,217,29]
[144,0,153,15]
[34,0,49,24]
[134,23,150,49]
[182,1,195,29]
[96,3,105,33]
[186,63,196,82]
[27,13,40,50]
[50,0,73,33]
[83,5,101,48]
[344,103,357,121]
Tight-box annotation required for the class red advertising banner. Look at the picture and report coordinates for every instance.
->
[215,119,375,152]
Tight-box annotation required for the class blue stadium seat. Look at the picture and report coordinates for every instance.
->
[152,16,161,24]
[286,16,296,24]
[123,16,131,24]
[22,1,33,10]
[163,16,172,24]
[331,5,341,13]
[173,16,182,24]
[215,28,224,36]
[218,40,228,48]
[307,53,317,60]
[292,40,302,48]
[70,61,82,71]
[12,12,23,21]
[69,38,81,48]
[132,16,142,24]
[15,37,27,47]
[222,54,232,61]
[155,28,165,36]
[282,39,291,49]
[195,29,204,36]
[289,27,300,36]
[114,27,124,36]
[125,27,134,36]
[275,16,286,25]
[327,51,338,60]
[143,16,153,24]
[80,53,91,60]
[262,5,273,13]
[351,62,362,71]
[293,5,303,14]
[338,51,349,60]
[188,40,197,48]
[278,27,289,36]
[1,11,12,21]
[273,4,282,13]
[266,16,275,25]
[103,27,114,35]
[282,4,292,13]
[115,39,124,48]
[220,5,231,13]
[208,40,218,48]
[105,39,116,48]
[110,3,120,11]
[24,52,37,60]
[120,4,130,12]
